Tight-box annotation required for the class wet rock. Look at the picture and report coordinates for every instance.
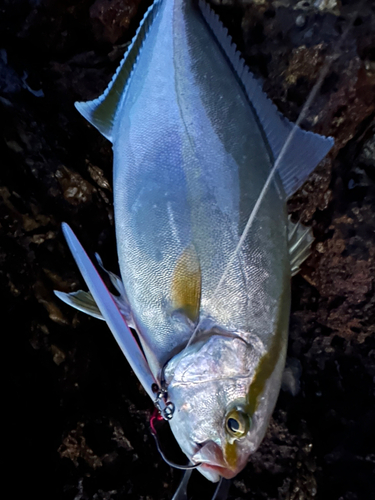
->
[55,166,95,206]
[59,422,103,469]
[90,0,142,44]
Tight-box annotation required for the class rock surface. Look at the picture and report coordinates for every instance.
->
[2,0,374,499]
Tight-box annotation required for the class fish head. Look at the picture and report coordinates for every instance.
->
[164,333,285,482]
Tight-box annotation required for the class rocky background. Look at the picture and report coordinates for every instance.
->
[1,0,375,499]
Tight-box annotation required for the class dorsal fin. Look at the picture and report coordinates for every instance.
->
[75,0,164,142]
[198,0,334,198]
[171,245,202,324]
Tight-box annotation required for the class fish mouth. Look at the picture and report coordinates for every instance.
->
[199,463,238,480]
[192,441,239,480]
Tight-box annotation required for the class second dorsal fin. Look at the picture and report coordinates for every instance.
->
[198,0,334,198]
[75,0,164,142]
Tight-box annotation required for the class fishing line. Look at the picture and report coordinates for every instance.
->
[174,1,364,361]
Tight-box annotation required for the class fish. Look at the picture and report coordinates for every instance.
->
[55,0,334,486]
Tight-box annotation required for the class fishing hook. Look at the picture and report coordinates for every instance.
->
[150,409,202,470]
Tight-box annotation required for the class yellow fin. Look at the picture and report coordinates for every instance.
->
[171,245,201,323]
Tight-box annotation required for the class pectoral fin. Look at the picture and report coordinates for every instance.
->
[55,254,134,326]
[288,217,314,276]
[55,289,104,320]
[171,245,201,324]
[55,288,134,327]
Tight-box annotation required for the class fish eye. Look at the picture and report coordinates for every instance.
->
[225,407,251,439]
[227,417,240,432]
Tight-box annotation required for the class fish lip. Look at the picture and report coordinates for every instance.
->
[191,441,239,479]
[199,463,238,479]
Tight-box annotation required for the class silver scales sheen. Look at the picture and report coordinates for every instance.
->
[55,0,334,487]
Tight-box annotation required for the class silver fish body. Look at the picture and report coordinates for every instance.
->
[58,0,334,484]
[113,0,290,376]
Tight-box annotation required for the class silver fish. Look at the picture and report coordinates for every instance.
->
[56,0,333,484]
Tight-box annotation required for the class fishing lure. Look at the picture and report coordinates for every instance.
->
[56,0,333,488]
